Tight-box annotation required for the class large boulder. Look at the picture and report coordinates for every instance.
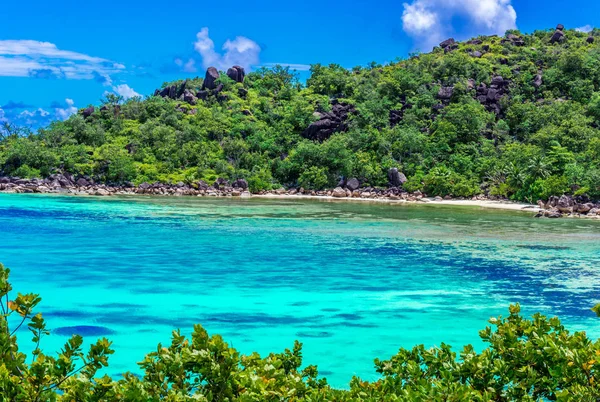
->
[533,74,543,88]
[550,30,565,44]
[182,89,198,105]
[226,65,245,83]
[437,86,454,100]
[588,36,595,44]
[346,178,360,191]
[332,187,346,198]
[556,24,565,31]
[202,67,220,90]
[232,179,248,190]
[388,168,407,187]
[557,195,574,213]
[439,38,456,49]
[82,106,95,118]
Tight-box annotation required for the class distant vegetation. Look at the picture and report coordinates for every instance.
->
[1,26,600,202]
[2,262,600,400]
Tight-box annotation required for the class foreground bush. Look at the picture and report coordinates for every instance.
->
[1,262,599,401]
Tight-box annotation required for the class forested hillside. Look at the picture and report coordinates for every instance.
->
[1,25,600,202]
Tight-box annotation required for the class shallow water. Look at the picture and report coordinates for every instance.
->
[1,193,600,387]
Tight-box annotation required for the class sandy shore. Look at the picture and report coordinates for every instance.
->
[252,194,543,214]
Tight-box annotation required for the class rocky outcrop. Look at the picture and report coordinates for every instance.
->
[81,106,95,118]
[302,101,356,142]
[502,33,525,46]
[203,67,220,90]
[535,194,600,218]
[439,38,458,53]
[226,66,245,83]
[587,36,595,44]
[475,76,510,116]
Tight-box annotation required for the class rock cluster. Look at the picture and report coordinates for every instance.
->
[389,96,412,127]
[0,175,252,198]
[535,195,600,218]
[439,38,458,53]
[302,101,356,142]
[501,33,525,46]
[154,66,246,106]
[475,76,510,116]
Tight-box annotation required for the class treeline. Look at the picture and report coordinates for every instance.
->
[1,26,600,202]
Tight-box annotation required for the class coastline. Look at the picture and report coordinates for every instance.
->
[252,193,543,213]
[1,175,599,219]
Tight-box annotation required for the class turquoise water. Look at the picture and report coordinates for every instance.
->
[1,193,600,387]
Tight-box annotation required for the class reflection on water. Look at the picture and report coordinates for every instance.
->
[1,193,600,387]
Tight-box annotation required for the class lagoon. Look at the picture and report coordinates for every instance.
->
[1,193,600,387]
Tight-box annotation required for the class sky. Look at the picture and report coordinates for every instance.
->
[1,0,599,129]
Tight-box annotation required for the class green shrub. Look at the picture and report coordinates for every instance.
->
[298,166,329,190]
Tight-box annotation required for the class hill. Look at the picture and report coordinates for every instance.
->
[1,24,600,204]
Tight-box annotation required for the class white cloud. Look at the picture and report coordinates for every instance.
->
[259,63,312,71]
[193,27,261,71]
[0,40,125,80]
[401,0,517,50]
[109,84,141,100]
[576,25,593,33]
[54,99,77,121]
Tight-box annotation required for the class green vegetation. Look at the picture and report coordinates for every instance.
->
[2,263,600,400]
[2,28,600,201]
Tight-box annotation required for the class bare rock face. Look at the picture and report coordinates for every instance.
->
[556,24,565,31]
[226,65,245,83]
[439,38,458,52]
[203,67,220,90]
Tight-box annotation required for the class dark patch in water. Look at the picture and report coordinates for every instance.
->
[53,325,116,336]
[290,301,311,307]
[516,245,571,251]
[321,308,341,312]
[332,313,362,320]
[296,331,333,338]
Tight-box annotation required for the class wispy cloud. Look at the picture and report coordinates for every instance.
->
[104,84,141,100]
[259,63,311,71]
[576,25,593,33]
[401,0,517,51]
[0,40,125,80]
[1,101,34,110]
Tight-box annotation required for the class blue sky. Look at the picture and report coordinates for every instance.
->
[1,0,599,128]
